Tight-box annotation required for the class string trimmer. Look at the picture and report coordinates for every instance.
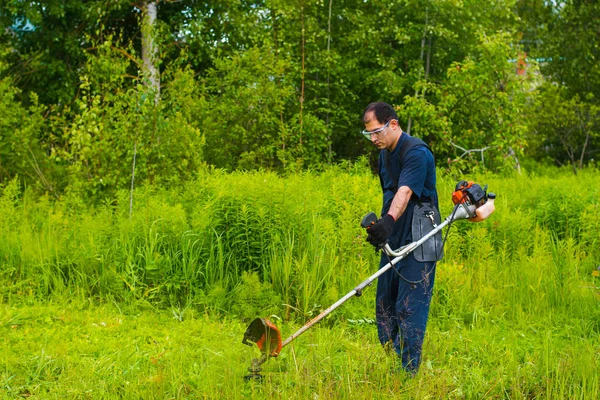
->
[242,181,496,381]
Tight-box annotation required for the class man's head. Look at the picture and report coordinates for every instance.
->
[362,102,402,150]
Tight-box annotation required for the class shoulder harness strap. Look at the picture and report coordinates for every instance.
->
[383,133,433,195]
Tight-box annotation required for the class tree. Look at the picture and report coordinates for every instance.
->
[0,53,50,191]
[141,1,160,103]
[517,0,600,168]
[0,0,135,105]
[397,31,533,172]
[529,85,600,173]
[48,41,205,198]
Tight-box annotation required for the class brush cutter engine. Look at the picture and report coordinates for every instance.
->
[452,181,488,208]
[450,181,495,222]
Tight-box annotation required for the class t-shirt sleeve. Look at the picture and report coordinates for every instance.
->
[397,147,428,198]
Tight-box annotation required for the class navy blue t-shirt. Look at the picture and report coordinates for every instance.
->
[378,132,438,249]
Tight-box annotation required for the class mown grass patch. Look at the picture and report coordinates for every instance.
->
[1,301,598,399]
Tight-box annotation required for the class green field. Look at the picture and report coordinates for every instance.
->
[1,167,599,398]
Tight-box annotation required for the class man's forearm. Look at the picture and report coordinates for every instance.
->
[387,186,413,221]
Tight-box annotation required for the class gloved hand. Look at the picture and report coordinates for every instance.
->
[366,214,395,247]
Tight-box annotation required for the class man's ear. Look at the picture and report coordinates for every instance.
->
[390,119,400,130]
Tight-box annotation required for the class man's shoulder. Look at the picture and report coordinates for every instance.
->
[400,135,431,154]
[404,144,434,161]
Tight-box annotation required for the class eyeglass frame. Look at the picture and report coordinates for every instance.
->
[361,120,394,140]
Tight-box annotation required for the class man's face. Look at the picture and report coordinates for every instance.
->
[363,111,399,150]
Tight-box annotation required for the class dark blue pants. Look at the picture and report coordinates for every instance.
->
[376,253,436,373]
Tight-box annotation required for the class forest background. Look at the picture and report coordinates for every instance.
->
[1,0,599,194]
[1,1,600,398]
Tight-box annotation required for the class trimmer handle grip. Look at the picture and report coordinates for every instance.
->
[360,212,378,228]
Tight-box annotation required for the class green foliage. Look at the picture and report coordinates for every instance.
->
[230,271,282,321]
[539,0,600,101]
[399,32,532,173]
[0,0,133,105]
[48,39,205,198]
[0,54,47,188]
[200,46,294,170]
[528,84,600,172]
[1,167,598,325]
[0,0,543,183]
[0,0,599,188]
[518,0,600,168]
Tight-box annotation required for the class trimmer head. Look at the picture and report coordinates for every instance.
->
[242,318,283,381]
[242,318,282,357]
[244,359,264,382]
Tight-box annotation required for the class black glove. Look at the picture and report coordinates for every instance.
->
[366,214,395,247]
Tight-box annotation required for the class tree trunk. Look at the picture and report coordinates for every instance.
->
[299,0,305,146]
[424,35,432,83]
[577,106,590,170]
[142,1,160,104]
[565,143,577,175]
[326,0,333,162]
[407,8,428,135]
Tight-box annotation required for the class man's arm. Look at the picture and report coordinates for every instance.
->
[366,146,427,247]
[366,185,413,246]
[387,185,413,221]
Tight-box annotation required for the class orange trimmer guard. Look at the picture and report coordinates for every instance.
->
[242,318,283,357]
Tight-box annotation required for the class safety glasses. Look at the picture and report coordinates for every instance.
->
[361,120,391,140]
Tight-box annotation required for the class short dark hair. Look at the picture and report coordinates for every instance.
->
[362,102,398,125]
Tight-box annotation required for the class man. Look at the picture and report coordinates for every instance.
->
[362,101,439,373]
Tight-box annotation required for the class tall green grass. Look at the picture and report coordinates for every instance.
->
[1,165,599,397]
[1,167,598,320]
